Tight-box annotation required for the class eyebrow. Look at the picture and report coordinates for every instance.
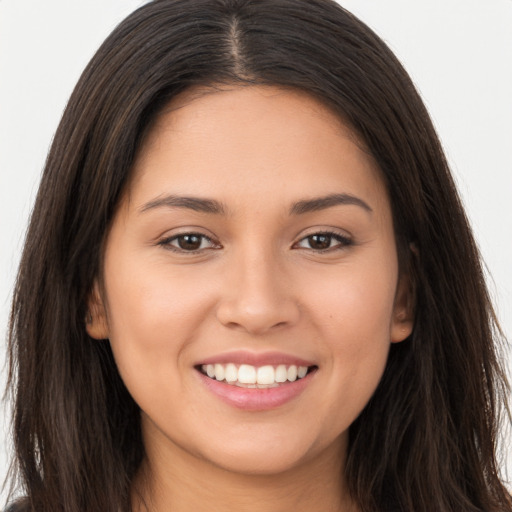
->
[289,193,373,215]
[139,192,372,216]
[140,195,226,215]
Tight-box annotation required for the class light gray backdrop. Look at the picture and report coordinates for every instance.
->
[1,0,511,503]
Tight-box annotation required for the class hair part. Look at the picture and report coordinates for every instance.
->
[6,1,511,511]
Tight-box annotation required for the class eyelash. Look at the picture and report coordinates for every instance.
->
[158,230,353,254]
[158,233,220,253]
[293,231,353,252]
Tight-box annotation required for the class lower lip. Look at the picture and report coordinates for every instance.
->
[197,370,315,411]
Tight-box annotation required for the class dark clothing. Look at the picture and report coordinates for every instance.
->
[5,505,24,512]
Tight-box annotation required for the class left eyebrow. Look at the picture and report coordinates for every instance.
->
[139,195,227,215]
[289,193,373,215]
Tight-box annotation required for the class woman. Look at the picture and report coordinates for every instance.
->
[5,0,511,511]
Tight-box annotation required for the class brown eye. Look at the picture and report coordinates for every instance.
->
[176,234,203,250]
[295,232,353,252]
[159,233,218,252]
[307,234,332,250]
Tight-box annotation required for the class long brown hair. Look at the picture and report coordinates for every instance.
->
[6,1,511,511]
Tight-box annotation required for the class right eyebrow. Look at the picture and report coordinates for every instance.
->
[139,195,227,215]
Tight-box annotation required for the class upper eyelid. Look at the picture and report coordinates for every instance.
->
[158,232,221,250]
[294,232,351,243]
[157,227,218,242]
[293,227,352,241]
[298,229,349,237]
[156,228,352,247]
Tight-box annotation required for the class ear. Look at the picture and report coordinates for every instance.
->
[85,281,109,340]
[390,271,415,343]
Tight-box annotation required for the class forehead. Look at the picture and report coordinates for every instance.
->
[128,85,388,216]
[141,85,366,158]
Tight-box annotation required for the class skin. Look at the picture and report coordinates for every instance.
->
[87,85,413,512]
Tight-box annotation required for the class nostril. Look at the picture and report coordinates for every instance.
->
[215,288,301,335]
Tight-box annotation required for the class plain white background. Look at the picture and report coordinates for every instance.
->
[1,0,511,504]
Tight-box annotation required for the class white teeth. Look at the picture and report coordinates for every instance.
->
[257,365,275,385]
[238,364,257,384]
[225,363,238,383]
[214,363,225,381]
[201,363,311,386]
[275,365,288,383]
[297,366,308,379]
[287,365,298,382]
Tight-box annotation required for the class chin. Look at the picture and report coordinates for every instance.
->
[191,427,346,477]
[202,446,313,476]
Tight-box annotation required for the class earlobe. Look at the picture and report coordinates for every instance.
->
[85,281,109,340]
[390,311,414,343]
[390,273,415,343]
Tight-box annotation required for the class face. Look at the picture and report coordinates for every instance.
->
[88,86,413,477]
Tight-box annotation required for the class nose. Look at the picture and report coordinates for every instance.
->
[215,250,300,335]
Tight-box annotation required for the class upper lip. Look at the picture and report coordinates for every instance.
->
[196,350,316,368]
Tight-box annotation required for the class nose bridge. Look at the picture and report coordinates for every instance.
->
[216,242,299,334]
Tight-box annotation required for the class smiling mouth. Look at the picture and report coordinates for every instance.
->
[198,363,317,389]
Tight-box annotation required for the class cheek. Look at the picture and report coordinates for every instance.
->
[102,256,216,398]
[299,256,397,415]
[105,248,214,335]
[301,257,398,343]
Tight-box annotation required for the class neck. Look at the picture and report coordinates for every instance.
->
[132,431,358,512]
